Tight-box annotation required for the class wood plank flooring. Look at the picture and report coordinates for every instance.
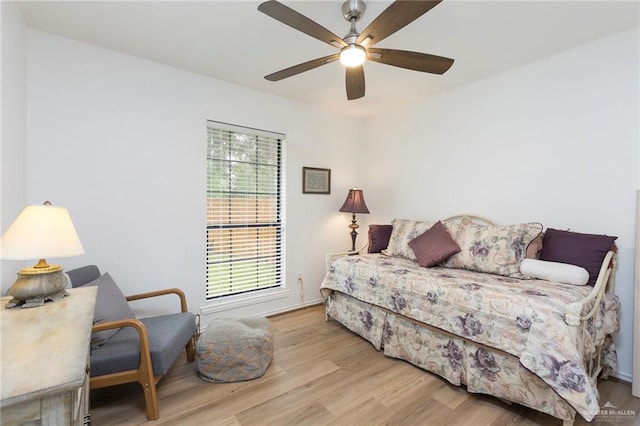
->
[89,304,640,425]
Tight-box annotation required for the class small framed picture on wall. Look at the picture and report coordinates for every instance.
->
[302,167,331,194]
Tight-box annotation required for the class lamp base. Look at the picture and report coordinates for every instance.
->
[5,266,69,309]
[348,212,359,252]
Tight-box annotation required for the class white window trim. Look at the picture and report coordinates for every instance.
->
[199,288,291,315]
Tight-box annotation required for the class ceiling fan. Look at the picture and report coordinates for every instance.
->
[257,0,454,101]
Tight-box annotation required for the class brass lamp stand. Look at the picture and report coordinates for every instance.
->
[346,212,360,252]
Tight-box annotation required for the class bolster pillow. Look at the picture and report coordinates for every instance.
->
[520,258,589,286]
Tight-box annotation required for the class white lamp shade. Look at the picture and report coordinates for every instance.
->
[0,205,85,260]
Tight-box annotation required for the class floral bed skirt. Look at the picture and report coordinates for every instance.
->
[326,291,580,422]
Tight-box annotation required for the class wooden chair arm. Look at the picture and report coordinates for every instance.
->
[92,318,151,357]
[92,317,148,336]
[91,318,154,388]
[125,288,188,313]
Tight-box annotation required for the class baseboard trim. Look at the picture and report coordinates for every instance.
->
[263,298,324,317]
[609,371,632,384]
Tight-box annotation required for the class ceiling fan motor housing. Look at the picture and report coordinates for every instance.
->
[342,0,366,22]
[342,0,366,44]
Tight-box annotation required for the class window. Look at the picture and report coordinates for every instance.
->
[206,121,284,299]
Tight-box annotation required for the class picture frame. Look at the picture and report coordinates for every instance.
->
[302,167,331,194]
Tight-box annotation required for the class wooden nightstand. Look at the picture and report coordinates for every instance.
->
[0,286,97,425]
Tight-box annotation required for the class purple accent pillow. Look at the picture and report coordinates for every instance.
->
[538,228,616,286]
[408,221,461,267]
[368,224,393,253]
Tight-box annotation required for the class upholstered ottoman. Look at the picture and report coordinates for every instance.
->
[195,317,273,383]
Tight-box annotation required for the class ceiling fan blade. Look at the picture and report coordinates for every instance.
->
[265,54,339,81]
[258,1,347,48]
[345,65,365,100]
[367,48,454,74]
[357,1,442,47]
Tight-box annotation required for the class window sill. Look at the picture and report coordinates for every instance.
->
[199,288,291,315]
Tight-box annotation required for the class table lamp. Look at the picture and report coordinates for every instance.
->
[0,202,84,308]
[339,188,370,252]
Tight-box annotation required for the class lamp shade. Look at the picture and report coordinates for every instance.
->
[0,204,84,260]
[339,189,370,214]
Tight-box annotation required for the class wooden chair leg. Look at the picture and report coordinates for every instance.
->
[140,377,160,420]
[137,334,159,420]
[186,339,195,362]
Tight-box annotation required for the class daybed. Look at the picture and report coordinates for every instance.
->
[320,215,619,425]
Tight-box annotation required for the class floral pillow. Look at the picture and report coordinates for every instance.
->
[441,222,543,278]
[382,218,436,261]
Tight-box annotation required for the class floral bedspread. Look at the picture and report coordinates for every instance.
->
[320,254,620,421]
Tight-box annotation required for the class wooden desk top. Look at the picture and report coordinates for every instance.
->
[0,286,97,407]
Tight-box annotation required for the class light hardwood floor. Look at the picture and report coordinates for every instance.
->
[90,304,640,425]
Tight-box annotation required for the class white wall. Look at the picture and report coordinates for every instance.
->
[364,28,639,381]
[0,1,28,287]
[24,29,365,321]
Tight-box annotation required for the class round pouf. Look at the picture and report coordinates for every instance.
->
[196,317,273,383]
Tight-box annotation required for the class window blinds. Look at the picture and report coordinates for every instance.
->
[206,121,283,299]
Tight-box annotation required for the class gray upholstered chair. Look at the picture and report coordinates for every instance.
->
[67,265,196,420]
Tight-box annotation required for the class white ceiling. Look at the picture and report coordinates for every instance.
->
[17,0,640,118]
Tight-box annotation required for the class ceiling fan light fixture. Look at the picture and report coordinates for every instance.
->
[339,44,366,67]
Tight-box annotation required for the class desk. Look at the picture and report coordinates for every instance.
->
[0,286,96,425]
